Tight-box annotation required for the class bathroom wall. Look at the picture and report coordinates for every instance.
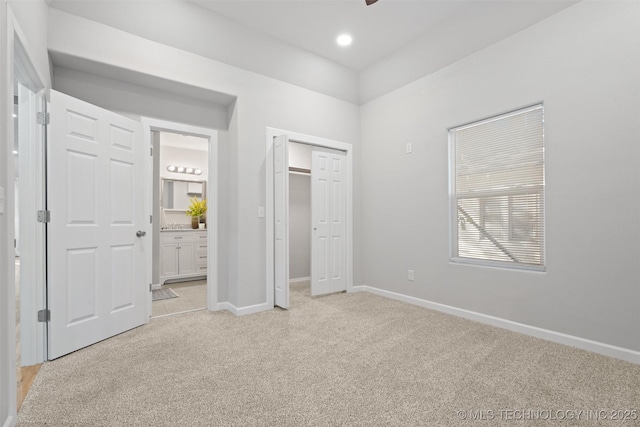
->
[159,133,209,227]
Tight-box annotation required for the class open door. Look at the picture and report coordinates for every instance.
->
[311,147,346,296]
[274,135,290,308]
[47,90,148,359]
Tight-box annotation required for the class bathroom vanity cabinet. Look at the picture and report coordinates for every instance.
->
[160,230,207,284]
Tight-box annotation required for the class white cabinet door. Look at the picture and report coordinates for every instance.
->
[160,243,179,278]
[178,242,196,275]
[274,135,290,308]
[48,90,147,359]
[311,147,346,296]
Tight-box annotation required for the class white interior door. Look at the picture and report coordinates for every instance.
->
[274,135,290,308]
[311,147,346,296]
[48,90,147,359]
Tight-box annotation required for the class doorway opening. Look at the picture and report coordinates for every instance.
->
[266,128,354,310]
[288,142,312,304]
[152,131,209,318]
[143,118,218,320]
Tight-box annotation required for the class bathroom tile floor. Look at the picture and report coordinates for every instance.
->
[152,280,207,318]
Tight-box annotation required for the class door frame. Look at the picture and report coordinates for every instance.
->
[141,118,219,313]
[2,6,47,424]
[265,127,353,308]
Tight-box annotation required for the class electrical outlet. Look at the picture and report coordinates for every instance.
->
[408,270,414,281]
[406,143,412,154]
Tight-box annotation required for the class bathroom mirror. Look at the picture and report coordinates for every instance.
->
[161,178,206,211]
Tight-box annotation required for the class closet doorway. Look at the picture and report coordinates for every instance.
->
[266,128,353,309]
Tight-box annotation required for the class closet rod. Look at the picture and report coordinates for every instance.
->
[289,166,311,174]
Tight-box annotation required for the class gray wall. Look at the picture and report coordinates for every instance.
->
[360,1,640,351]
[53,67,230,130]
[0,3,9,424]
[289,173,311,280]
[48,9,361,310]
[48,0,358,103]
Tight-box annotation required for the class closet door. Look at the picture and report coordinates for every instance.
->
[274,135,290,308]
[311,147,346,296]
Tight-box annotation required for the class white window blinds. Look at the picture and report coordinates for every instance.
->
[450,104,545,270]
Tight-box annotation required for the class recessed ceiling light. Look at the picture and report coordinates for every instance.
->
[336,34,352,47]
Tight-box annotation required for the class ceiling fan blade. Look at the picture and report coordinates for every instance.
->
[365,0,379,5]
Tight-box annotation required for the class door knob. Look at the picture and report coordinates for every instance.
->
[136,230,146,237]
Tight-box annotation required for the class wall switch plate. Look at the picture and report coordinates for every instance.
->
[258,206,265,218]
[408,270,414,281]
[406,143,412,154]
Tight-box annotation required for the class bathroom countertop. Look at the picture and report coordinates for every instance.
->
[160,228,207,232]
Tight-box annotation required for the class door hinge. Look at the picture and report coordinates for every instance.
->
[36,112,50,125]
[150,215,153,224]
[37,210,51,223]
[150,147,153,156]
[149,283,152,292]
[37,309,50,322]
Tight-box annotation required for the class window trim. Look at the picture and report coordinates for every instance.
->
[448,103,546,272]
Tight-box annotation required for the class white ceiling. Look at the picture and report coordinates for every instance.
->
[195,0,470,71]
[194,0,575,72]
[48,0,577,104]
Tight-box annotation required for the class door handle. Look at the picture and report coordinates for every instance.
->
[136,230,146,237]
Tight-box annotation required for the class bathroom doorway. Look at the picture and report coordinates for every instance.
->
[143,119,218,319]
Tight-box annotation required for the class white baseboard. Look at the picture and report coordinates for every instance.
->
[349,285,367,293]
[361,285,640,365]
[220,301,272,316]
[3,415,16,427]
[290,276,310,283]
[212,302,230,312]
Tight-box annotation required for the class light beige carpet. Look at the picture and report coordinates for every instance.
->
[18,283,640,426]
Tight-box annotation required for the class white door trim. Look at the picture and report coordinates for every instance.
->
[17,83,46,366]
[141,118,219,313]
[266,127,353,308]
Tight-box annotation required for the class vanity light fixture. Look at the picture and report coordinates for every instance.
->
[167,165,203,175]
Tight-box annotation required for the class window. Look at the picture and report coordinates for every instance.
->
[449,104,545,270]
